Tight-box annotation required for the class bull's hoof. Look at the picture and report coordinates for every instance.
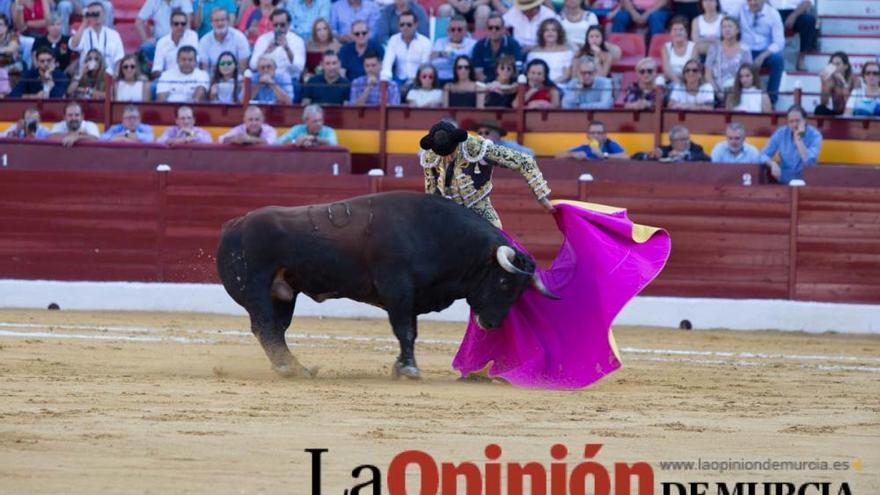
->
[392,361,421,380]
[273,364,317,379]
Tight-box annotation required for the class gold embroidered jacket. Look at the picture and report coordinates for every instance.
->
[420,135,551,208]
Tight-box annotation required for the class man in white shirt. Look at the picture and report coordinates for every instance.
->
[136,0,193,64]
[157,46,210,102]
[768,0,816,54]
[69,1,124,72]
[380,10,431,84]
[152,11,199,79]
[48,101,101,147]
[501,0,556,51]
[198,6,251,73]
[249,9,306,81]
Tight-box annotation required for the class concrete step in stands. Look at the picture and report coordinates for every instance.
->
[776,71,822,113]
[819,15,880,36]
[803,53,879,73]
[817,0,880,17]
[818,35,880,54]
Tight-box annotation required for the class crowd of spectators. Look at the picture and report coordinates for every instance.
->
[0,0,875,113]
[0,0,874,181]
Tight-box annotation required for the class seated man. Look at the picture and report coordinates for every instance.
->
[220,105,277,145]
[197,7,251,73]
[611,0,670,42]
[33,15,73,73]
[136,0,194,63]
[379,11,431,85]
[438,0,491,32]
[151,11,199,80]
[561,58,613,110]
[250,56,294,105]
[48,101,100,147]
[556,121,627,160]
[471,13,523,82]
[473,118,533,156]
[711,122,761,163]
[9,47,69,98]
[277,104,338,147]
[1,107,51,139]
[100,105,155,143]
[648,125,710,162]
[429,15,476,82]
[249,9,306,81]
[69,1,124,70]
[760,105,822,184]
[769,0,817,56]
[337,20,384,80]
[301,50,350,105]
[157,46,211,102]
[158,106,213,145]
[350,50,400,106]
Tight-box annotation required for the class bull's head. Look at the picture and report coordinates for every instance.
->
[469,245,560,330]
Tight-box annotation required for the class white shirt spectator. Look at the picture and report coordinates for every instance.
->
[430,36,476,81]
[559,12,599,50]
[526,50,574,83]
[157,67,210,102]
[668,82,716,106]
[70,26,124,71]
[720,0,744,15]
[665,41,696,77]
[501,5,556,49]
[381,32,431,82]
[732,87,765,113]
[137,0,194,39]
[153,29,199,74]
[198,28,251,72]
[115,80,147,101]
[250,30,306,80]
[739,2,784,54]
[50,120,101,137]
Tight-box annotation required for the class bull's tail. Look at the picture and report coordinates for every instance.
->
[216,221,250,307]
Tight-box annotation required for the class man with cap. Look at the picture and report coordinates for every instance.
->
[501,0,556,51]
[419,120,554,228]
[473,118,534,156]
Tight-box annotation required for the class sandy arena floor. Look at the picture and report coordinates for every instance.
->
[0,308,878,494]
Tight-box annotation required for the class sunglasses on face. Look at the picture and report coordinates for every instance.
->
[866,70,880,76]
[172,21,187,26]
[456,65,470,70]
[638,68,655,74]
[122,64,137,69]
[218,60,235,66]
[449,26,464,32]
[487,25,502,31]
[352,31,367,36]
[258,65,273,70]
[420,74,434,79]
[85,11,100,17]
[477,130,492,137]
[399,22,413,27]
[684,67,700,73]
[273,22,288,28]
[498,65,513,71]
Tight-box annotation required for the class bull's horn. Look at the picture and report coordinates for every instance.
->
[496,246,531,275]
[532,273,561,300]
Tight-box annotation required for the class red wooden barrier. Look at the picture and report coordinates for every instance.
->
[1,169,879,304]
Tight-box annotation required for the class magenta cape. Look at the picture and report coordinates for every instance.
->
[452,200,671,390]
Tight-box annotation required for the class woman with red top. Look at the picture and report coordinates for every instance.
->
[514,59,560,109]
[242,0,280,46]
[12,0,51,37]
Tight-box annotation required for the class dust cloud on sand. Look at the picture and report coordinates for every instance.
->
[0,309,877,493]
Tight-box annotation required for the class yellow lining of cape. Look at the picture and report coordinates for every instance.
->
[550,199,662,244]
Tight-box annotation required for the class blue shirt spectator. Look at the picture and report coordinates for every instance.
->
[371,0,429,45]
[470,23,522,82]
[330,0,380,39]
[101,123,155,143]
[250,71,294,104]
[338,38,384,80]
[289,0,331,40]
[277,124,338,146]
[739,2,785,55]
[349,75,400,105]
[197,27,250,72]
[1,123,51,139]
[760,115,822,184]
[497,139,534,156]
[194,0,237,37]
[565,140,625,159]
[561,73,613,109]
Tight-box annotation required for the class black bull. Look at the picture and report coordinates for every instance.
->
[216,191,556,379]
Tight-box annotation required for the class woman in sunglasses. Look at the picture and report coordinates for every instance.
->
[667,58,715,110]
[443,54,484,108]
[623,57,664,110]
[483,54,517,108]
[209,51,242,103]
[815,52,857,116]
[405,63,443,107]
[113,53,150,101]
[67,48,106,99]
[845,62,880,117]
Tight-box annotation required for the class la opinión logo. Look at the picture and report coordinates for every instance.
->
[305,443,654,495]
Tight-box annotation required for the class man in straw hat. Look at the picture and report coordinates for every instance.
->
[419,120,554,228]
[472,118,534,156]
[500,0,556,50]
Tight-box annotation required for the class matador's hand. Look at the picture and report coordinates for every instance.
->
[539,197,556,213]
